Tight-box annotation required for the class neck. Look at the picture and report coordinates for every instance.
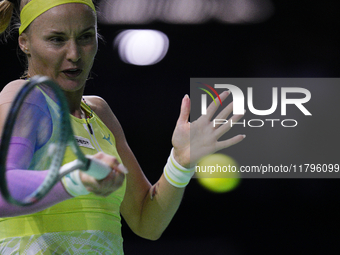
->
[63,87,85,119]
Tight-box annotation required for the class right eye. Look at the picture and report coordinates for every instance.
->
[49,36,65,44]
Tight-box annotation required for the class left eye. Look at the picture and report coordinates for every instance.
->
[79,34,94,41]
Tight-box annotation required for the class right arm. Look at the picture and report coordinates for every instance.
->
[0,170,72,217]
[0,80,72,217]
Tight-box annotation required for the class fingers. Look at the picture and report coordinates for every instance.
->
[215,134,246,152]
[92,169,125,196]
[91,152,128,176]
[205,90,230,120]
[215,111,245,139]
[177,90,246,164]
[209,97,246,151]
[81,152,127,197]
[177,94,191,125]
[83,169,125,197]
[214,101,234,121]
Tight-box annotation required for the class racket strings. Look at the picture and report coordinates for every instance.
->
[2,82,67,203]
[10,88,55,168]
[0,77,74,205]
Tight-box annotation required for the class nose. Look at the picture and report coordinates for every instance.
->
[67,40,81,63]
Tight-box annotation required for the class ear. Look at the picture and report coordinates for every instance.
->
[18,33,30,55]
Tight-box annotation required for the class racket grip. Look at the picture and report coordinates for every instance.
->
[85,156,113,180]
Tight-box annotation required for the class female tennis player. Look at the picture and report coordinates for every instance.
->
[0,0,245,254]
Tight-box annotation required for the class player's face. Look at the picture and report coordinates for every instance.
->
[20,3,98,92]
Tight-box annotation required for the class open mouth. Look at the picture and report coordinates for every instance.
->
[62,69,83,77]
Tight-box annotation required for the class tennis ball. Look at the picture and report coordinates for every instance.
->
[195,153,240,193]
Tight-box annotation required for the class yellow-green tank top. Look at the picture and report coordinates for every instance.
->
[0,95,126,254]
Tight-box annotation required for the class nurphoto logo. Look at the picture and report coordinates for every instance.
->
[198,83,312,128]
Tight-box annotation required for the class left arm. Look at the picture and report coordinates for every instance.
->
[86,92,245,240]
[87,96,183,240]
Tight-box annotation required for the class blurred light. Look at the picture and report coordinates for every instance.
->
[99,0,154,24]
[114,30,169,66]
[214,0,274,23]
[160,0,211,24]
[99,0,274,25]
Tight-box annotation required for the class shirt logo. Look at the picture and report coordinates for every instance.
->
[74,136,95,149]
[103,134,112,145]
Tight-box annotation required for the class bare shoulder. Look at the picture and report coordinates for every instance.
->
[1,79,27,92]
[83,95,108,113]
[0,79,27,103]
[83,95,112,121]
[83,95,125,141]
[0,80,28,131]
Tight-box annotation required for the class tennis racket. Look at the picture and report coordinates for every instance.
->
[0,76,117,206]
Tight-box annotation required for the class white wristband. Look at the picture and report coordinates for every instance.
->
[61,170,90,197]
[163,148,195,188]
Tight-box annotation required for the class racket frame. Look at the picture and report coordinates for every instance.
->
[0,76,89,206]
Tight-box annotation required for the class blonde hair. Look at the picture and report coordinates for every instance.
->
[0,0,15,35]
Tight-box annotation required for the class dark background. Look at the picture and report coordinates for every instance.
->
[1,0,340,254]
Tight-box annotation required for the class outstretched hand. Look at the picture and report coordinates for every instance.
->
[171,91,245,168]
